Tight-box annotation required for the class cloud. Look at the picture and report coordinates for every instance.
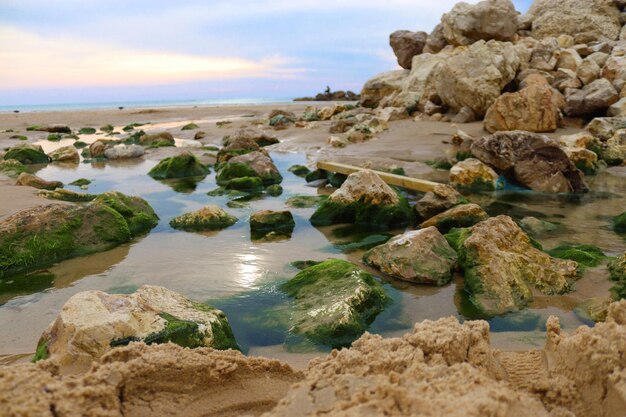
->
[0,25,307,89]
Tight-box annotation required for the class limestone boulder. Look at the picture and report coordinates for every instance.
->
[389,30,428,69]
[577,59,602,85]
[104,144,145,160]
[88,141,106,158]
[446,215,579,315]
[565,78,619,116]
[3,143,49,165]
[420,203,489,233]
[586,116,626,141]
[449,158,501,190]
[148,152,210,180]
[608,97,626,116]
[415,183,466,220]
[471,131,588,193]
[170,205,237,232]
[15,173,62,190]
[360,70,408,108]
[217,151,282,186]
[363,227,458,286]
[441,0,518,46]
[434,40,521,117]
[484,74,558,133]
[139,132,175,147]
[528,0,621,43]
[49,145,80,163]
[424,23,447,54]
[34,285,237,369]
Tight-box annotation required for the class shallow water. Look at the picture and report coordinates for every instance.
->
[1,151,625,362]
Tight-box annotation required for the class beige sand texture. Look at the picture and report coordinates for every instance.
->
[1,301,625,417]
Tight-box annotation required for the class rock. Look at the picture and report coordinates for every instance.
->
[217,134,261,164]
[446,215,578,315]
[89,141,106,158]
[363,227,457,286]
[375,107,408,122]
[327,135,348,148]
[329,118,356,134]
[558,131,602,150]
[148,152,209,180]
[26,125,71,134]
[0,159,28,178]
[15,173,63,190]
[250,210,295,239]
[415,184,466,220]
[92,191,159,236]
[360,70,408,108]
[280,259,388,347]
[38,188,96,202]
[310,170,412,229]
[0,197,157,277]
[181,123,199,131]
[224,129,279,148]
[269,114,294,128]
[441,0,518,46]
[317,104,346,121]
[602,129,626,164]
[420,203,489,233]
[519,216,559,236]
[48,145,80,163]
[575,297,613,322]
[3,143,49,164]
[217,151,282,186]
[285,195,326,209]
[529,39,560,71]
[194,131,206,140]
[565,78,619,116]
[528,0,621,42]
[484,74,558,133]
[170,205,237,232]
[389,30,427,69]
[564,147,600,174]
[104,144,145,160]
[602,55,626,92]
[424,23,447,54]
[225,176,264,192]
[608,97,626,116]
[449,158,501,190]
[586,116,626,140]
[34,285,237,369]
[139,132,175,147]
[434,40,521,117]
[577,59,602,85]
[471,131,588,193]
[587,51,609,67]
[557,48,583,71]
[287,165,310,178]
[608,253,626,299]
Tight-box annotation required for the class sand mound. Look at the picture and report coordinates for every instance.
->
[2,301,625,417]
[0,343,302,417]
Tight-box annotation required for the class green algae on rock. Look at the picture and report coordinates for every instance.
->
[280,259,389,348]
[4,143,49,165]
[608,253,626,300]
[364,227,458,286]
[0,159,29,178]
[181,123,199,130]
[170,205,237,232]
[78,127,96,134]
[217,151,282,186]
[225,176,264,192]
[335,234,391,253]
[265,184,283,197]
[34,285,238,368]
[288,165,311,177]
[419,203,488,233]
[613,212,626,233]
[250,210,295,239]
[100,124,114,134]
[69,178,92,188]
[546,244,609,269]
[139,131,175,146]
[445,215,578,316]
[148,152,210,180]
[93,191,159,236]
[38,188,97,202]
[310,170,412,229]
[285,195,327,208]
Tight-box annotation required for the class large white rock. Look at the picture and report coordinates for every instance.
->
[360,70,409,108]
[441,0,519,46]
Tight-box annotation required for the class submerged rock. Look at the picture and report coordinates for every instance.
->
[38,188,97,202]
[104,144,145,160]
[449,158,501,191]
[148,152,209,180]
[250,210,295,239]
[519,216,559,236]
[287,165,311,177]
[93,191,159,236]
[420,203,489,233]
[415,184,466,220]
[285,195,326,209]
[3,143,49,165]
[446,215,578,315]
[15,173,62,190]
[280,259,389,347]
[471,131,588,193]
[170,205,237,232]
[310,170,412,229]
[49,145,80,163]
[364,227,457,286]
[34,285,237,369]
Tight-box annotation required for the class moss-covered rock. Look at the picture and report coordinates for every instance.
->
[38,189,97,202]
[613,212,626,233]
[181,123,199,131]
[280,259,389,347]
[449,158,502,191]
[225,176,264,192]
[73,141,88,149]
[34,285,237,367]
[93,191,159,236]
[445,215,578,316]
[265,184,283,196]
[122,123,144,132]
[334,234,391,253]
[0,159,29,178]
[519,216,559,236]
[69,178,92,188]
[27,125,71,134]
[15,173,63,190]
[0,204,131,277]
[419,203,489,234]
[9,135,27,141]
[310,170,412,229]
[608,253,626,300]
[288,165,311,177]
[217,151,282,186]
[4,143,49,164]
[47,133,62,142]
[286,195,327,208]
[49,145,80,163]
[364,227,458,286]
[148,152,209,180]
[78,127,97,135]
[250,210,295,239]
[546,244,608,268]
[139,131,175,146]
[170,205,237,232]
[100,124,114,134]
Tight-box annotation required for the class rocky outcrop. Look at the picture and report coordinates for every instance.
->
[280,259,389,348]
[15,173,63,190]
[170,205,237,232]
[565,78,619,117]
[446,215,578,315]
[363,227,458,286]
[3,143,49,164]
[49,145,80,163]
[528,0,621,43]
[360,70,408,108]
[310,170,412,229]
[250,210,295,239]
[484,74,558,133]
[434,40,521,117]
[148,152,209,180]
[441,0,518,46]
[449,158,501,190]
[104,144,145,160]
[415,184,466,220]
[34,285,238,370]
[471,131,588,193]
[419,203,489,233]
[389,30,427,69]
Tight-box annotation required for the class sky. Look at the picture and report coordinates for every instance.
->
[0,0,533,106]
